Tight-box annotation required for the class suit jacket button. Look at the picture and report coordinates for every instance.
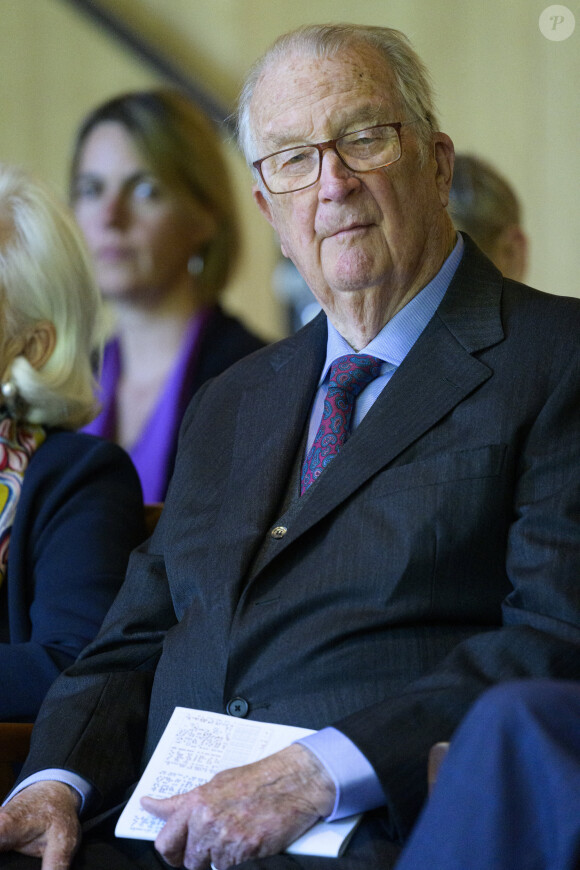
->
[226,697,249,717]
[271,525,287,539]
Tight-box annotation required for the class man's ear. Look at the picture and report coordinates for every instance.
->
[252,185,289,258]
[253,184,275,226]
[22,321,57,371]
[433,133,455,208]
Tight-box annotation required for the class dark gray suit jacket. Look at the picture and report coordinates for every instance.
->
[21,238,580,858]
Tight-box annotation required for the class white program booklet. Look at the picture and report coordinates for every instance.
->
[115,707,362,858]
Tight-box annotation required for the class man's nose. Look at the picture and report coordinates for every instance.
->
[317,149,360,201]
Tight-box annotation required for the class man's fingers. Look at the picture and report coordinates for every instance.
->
[144,796,193,868]
[143,794,202,867]
[0,783,81,869]
[0,813,78,870]
[0,804,43,855]
[40,808,81,870]
[140,794,175,820]
[40,831,79,870]
[138,747,333,869]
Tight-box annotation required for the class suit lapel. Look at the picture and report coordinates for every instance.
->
[206,314,327,585]
[229,311,327,477]
[253,238,506,557]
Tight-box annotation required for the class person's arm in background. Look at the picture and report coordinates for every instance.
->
[0,433,146,720]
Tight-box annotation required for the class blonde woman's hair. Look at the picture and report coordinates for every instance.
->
[69,88,240,306]
[0,163,105,428]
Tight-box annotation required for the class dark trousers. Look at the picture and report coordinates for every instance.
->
[396,679,580,870]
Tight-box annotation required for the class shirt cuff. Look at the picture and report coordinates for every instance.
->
[2,769,94,814]
[296,727,386,821]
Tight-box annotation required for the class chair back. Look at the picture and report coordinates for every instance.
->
[0,722,33,800]
[428,741,450,793]
[144,502,163,536]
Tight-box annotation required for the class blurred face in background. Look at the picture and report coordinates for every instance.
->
[71,122,216,306]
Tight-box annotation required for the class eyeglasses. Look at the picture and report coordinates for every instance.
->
[253,122,410,195]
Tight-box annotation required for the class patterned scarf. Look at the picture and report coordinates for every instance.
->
[0,414,46,588]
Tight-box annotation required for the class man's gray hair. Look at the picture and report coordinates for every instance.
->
[236,23,439,169]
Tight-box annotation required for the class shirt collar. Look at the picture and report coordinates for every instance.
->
[320,233,464,384]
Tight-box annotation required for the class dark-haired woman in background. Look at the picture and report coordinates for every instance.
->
[70,89,265,502]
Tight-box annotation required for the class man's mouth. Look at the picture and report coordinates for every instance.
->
[323,218,370,238]
[326,222,371,239]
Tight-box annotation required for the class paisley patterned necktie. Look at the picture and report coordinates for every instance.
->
[300,354,382,494]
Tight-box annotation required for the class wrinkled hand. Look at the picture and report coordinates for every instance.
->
[141,743,336,870]
[0,782,81,870]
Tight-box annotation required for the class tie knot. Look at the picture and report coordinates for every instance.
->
[328,354,383,397]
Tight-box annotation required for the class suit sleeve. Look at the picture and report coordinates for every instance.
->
[0,436,146,721]
[334,346,580,841]
[17,514,176,810]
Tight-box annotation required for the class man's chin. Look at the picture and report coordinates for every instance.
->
[322,268,384,297]
[321,242,386,288]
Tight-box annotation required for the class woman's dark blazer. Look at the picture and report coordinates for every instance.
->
[0,429,145,721]
[163,306,266,497]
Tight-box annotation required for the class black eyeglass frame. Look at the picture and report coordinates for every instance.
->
[253,122,409,195]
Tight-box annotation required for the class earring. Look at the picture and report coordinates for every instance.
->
[1,377,24,419]
[187,254,204,277]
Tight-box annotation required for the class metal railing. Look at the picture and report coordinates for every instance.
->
[58,0,232,129]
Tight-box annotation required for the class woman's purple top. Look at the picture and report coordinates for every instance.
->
[83,309,211,502]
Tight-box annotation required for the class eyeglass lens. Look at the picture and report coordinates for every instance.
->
[260,124,401,193]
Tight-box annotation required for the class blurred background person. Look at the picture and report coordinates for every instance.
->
[70,89,265,502]
[0,163,145,722]
[449,153,528,281]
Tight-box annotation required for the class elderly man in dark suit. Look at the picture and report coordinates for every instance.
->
[0,22,579,870]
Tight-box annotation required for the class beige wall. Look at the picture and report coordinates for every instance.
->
[1,0,578,340]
